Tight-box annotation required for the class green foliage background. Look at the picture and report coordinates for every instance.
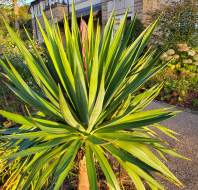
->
[149,0,198,48]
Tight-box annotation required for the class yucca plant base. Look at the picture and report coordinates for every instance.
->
[0,2,187,190]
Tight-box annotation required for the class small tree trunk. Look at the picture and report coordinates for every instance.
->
[12,0,19,30]
[78,155,89,190]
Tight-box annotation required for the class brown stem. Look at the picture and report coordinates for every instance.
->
[78,154,89,190]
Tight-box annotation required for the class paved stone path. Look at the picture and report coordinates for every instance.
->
[147,101,198,190]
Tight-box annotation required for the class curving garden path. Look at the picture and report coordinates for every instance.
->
[147,101,198,190]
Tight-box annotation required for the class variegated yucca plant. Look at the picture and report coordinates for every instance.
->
[0,2,186,190]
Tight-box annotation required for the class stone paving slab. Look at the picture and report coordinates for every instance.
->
[147,101,198,190]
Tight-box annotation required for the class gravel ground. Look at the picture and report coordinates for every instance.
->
[147,101,198,190]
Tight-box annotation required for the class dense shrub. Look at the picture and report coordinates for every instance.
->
[146,43,198,110]
[0,41,45,113]
[143,0,198,110]
[149,0,198,48]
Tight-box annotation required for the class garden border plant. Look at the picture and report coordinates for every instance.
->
[145,44,198,110]
[0,2,187,190]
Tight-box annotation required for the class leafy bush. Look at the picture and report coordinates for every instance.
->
[0,45,25,113]
[0,4,32,113]
[146,43,198,110]
[0,38,45,113]
[0,4,31,40]
[149,0,198,47]
[0,3,186,190]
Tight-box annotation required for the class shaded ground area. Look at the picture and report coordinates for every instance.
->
[147,101,198,190]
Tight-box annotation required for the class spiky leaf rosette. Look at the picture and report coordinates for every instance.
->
[0,3,186,190]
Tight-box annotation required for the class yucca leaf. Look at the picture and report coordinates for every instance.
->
[85,142,98,190]
[40,83,60,108]
[128,84,163,114]
[52,22,77,102]
[3,157,30,190]
[104,11,128,74]
[73,46,89,125]
[34,159,59,190]
[153,124,179,140]
[104,144,164,189]
[5,83,61,118]
[0,131,67,139]
[104,21,162,112]
[0,59,60,116]
[94,109,176,133]
[2,138,67,159]
[90,144,121,190]
[58,86,85,132]
[35,15,73,101]
[22,145,65,189]
[71,0,79,37]
[88,5,94,58]
[101,142,165,189]
[88,23,101,111]
[135,18,160,59]
[0,110,35,126]
[115,141,183,187]
[54,139,81,190]
[99,11,115,72]
[119,159,162,190]
[0,110,73,134]
[121,163,146,190]
[120,13,137,48]
[102,60,168,120]
[111,94,132,118]
[152,143,189,160]
[23,27,59,96]
[95,132,159,143]
[4,21,57,98]
[110,83,162,119]
[88,72,105,132]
